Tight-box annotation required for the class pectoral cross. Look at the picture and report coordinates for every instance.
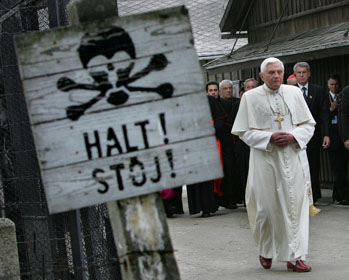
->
[274,109,284,129]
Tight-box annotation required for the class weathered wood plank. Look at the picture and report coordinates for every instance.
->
[33,92,214,170]
[107,193,180,279]
[15,6,193,80]
[44,135,222,214]
[22,48,204,124]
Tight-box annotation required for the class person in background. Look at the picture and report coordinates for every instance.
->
[213,80,239,209]
[206,81,219,98]
[294,61,330,203]
[161,186,184,218]
[326,75,349,205]
[287,73,297,85]
[186,81,221,217]
[219,79,234,100]
[341,86,349,150]
[244,78,258,92]
[231,78,258,206]
[232,57,315,272]
[239,86,245,98]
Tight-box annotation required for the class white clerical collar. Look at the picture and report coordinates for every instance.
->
[297,82,308,90]
[263,84,280,95]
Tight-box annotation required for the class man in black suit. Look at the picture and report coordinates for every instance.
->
[214,80,239,209]
[342,86,349,151]
[294,62,330,202]
[186,81,222,218]
[326,75,349,204]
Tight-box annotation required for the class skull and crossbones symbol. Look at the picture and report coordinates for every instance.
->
[57,26,174,121]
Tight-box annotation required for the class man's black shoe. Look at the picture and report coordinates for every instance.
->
[201,211,211,218]
[340,200,349,205]
[226,203,238,209]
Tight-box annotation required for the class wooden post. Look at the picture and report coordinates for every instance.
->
[107,194,180,279]
[0,218,20,280]
[67,0,118,24]
[66,0,180,278]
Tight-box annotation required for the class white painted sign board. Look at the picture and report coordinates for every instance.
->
[15,6,223,214]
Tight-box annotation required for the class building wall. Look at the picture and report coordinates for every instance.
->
[203,54,349,94]
[248,0,349,43]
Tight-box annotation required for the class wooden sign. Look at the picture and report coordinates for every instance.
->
[15,6,223,214]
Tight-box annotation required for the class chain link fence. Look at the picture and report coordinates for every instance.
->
[0,0,122,279]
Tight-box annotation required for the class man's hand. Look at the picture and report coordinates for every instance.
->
[345,140,349,150]
[270,132,295,146]
[330,101,338,112]
[322,136,330,149]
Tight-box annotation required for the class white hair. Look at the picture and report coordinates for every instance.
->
[293,62,310,73]
[219,79,233,89]
[260,57,284,73]
[244,78,258,88]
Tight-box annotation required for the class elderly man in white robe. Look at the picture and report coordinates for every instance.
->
[231,57,316,272]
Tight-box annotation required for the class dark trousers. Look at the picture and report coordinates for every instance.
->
[220,142,238,204]
[187,182,217,215]
[328,147,349,201]
[306,147,321,202]
[162,187,184,217]
[233,141,250,204]
[172,187,184,213]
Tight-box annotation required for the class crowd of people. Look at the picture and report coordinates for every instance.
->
[160,78,258,218]
[161,59,349,217]
[160,57,349,272]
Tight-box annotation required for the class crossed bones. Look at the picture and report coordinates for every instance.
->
[57,53,174,121]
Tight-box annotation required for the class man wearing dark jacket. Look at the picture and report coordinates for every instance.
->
[186,81,221,217]
[326,75,349,204]
[342,86,349,150]
[212,80,239,209]
[294,62,330,202]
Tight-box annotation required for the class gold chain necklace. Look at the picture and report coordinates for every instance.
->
[264,86,288,129]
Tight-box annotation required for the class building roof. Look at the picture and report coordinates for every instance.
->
[205,22,349,73]
[117,0,247,59]
[219,0,251,34]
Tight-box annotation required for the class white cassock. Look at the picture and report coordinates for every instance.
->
[232,84,315,262]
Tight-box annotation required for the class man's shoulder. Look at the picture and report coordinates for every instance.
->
[308,83,324,92]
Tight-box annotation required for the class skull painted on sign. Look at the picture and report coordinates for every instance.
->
[57,26,173,121]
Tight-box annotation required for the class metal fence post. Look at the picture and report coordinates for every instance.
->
[48,0,61,28]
